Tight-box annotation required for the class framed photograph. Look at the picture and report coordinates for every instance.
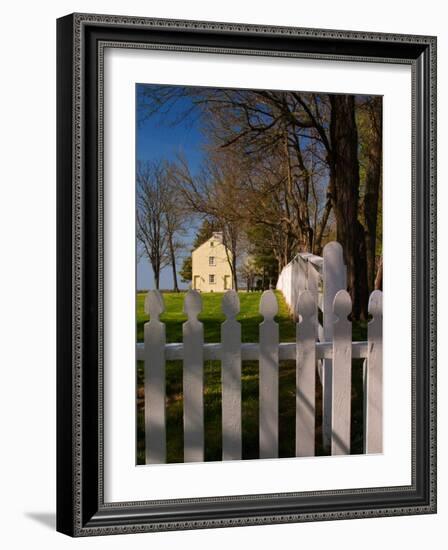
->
[57,13,437,536]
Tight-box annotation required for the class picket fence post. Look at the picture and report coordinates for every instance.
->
[296,290,317,457]
[306,261,321,308]
[183,289,204,462]
[144,290,166,464]
[365,290,383,454]
[259,290,279,459]
[331,290,352,455]
[322,242,347,452]
[221,290,242,460]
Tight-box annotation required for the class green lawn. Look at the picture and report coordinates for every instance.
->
[136,290,367,464]
[136,290,298,343]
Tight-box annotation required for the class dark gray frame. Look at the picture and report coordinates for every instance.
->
[57,13,437,537]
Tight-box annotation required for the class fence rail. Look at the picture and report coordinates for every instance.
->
[141,285,382,464]
[136,341,369,361]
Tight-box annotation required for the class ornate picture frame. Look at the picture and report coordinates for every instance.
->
[56,13,436,536]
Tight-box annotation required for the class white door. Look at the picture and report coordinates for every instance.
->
[194,275,201,290]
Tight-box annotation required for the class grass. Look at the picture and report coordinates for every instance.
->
[136,290,297,343]
[136,290,367,464]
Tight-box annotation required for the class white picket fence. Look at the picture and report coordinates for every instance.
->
[138,285,383,464]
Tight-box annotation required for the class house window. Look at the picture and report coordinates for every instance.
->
[210,241,214,247]
[209,274,215,285]
[209,256,216,266]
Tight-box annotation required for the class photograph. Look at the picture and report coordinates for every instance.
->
[135,84,384,465]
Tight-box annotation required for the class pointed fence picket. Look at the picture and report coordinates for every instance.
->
[322,243,347,451]
[365,290,383,454]
[140,286,383,464]
[331,290,352,455]
[144,291,166,464]
[259,291,279,459]
[183,290,204,462]
[296,291,317,457]
[221,290,242,460]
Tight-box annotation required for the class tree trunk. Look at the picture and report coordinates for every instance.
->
[374,256,383,290]
[329,95,369,320]
[168,233,179,292]
[153,264,160,290]
[364,164,381,293]
[232,265,238,291]
[364,98,382,293]
[314,195,332,255]
[153,249,161,290]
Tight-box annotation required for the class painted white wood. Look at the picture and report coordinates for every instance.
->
[291,262,296,318]
[307,262,321,304]
[323,242,347,336]
[295,257,307,319]
[221,290,242,460]
[302,253,327,411]
[274,243,348,451]
[276,251,322,314]
[144,290,166,464]
[331,290,352,455]
[318,293,323,311]
[307,261,324,383]
[136,341,369,362]
[322,241,347,452]
[296,291,317,457]
[259,290,279,459]
[183,290,204,462]
[365,290,383,454]
[317,325,325,343]
[308,255,324,273]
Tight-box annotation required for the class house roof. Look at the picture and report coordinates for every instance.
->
[192,232,227,254]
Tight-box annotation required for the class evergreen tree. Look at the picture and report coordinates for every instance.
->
[179,256,192,283]
[179,219,218,283]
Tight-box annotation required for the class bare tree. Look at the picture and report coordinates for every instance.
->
[238,256,261,291]
[358,96,382,292]
[136,160,188,291]
[136,161,170,290]
[171,155,245,290]
[164,163,189,291]
[328,94,369,319]
[374,256,383,291]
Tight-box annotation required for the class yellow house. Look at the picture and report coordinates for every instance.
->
[192,232,233,292]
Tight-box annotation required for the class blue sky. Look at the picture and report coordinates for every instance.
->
[136,85,203,290]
